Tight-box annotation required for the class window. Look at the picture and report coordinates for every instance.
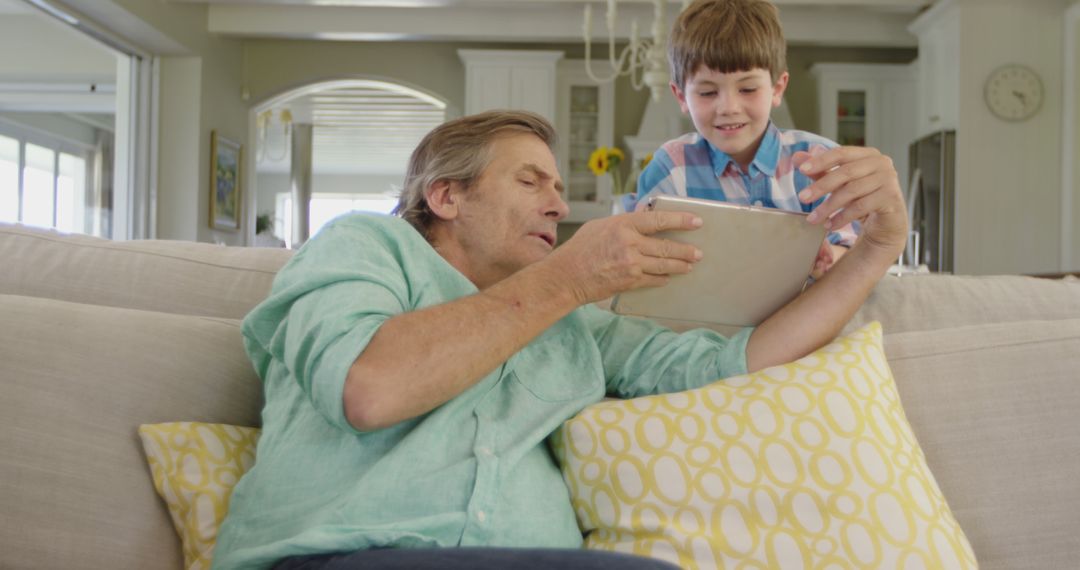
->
[0,129,91,234]
[275,192,398,246]
[2,2,154,240]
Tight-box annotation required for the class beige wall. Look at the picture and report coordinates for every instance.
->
[157,58,202,242]
[199,43,248,244]
[953,0,1064,275]
[1073,6,1080,270]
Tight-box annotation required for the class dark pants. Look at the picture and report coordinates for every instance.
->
[273,548,682,570]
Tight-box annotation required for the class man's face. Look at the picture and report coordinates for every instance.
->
[439,132,568,289]
[673,66,789,170]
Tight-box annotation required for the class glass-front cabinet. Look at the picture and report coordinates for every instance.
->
[809,63,917,202]
[835,90,867,146]
[556,60,614,223]
[813,74,877,148]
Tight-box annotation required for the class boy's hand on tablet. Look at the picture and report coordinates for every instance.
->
[793,146,907,262]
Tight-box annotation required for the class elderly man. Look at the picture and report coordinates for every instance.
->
[213,110,907,570]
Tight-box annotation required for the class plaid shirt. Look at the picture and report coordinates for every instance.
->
[623,123,859,247]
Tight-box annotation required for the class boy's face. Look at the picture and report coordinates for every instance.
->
[672,66,789,170]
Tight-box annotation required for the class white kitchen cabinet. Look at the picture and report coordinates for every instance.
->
[810,63,917,195]
[457,49,564,122]
[909,1,960,137]
[457,52,616,223]
[555,60,615,222]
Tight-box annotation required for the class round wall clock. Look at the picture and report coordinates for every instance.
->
[983,64,1044,121]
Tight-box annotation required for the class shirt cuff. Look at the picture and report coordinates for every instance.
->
[312,316,388,434]
[723,326,755,378]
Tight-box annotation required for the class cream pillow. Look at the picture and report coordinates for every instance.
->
[138,422,259,570]
[553,322,977,569]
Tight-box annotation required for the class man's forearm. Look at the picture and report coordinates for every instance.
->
[343,262,579,431]
[343,210,707,431]
[745,239,896,372]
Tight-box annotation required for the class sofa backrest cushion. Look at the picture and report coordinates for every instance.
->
[605,274,1080,339]
[882,318,1080,570]
[845,274,1080,334]
[0,294,263,570]
[0,223,293,319]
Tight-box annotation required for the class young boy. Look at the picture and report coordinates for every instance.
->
[622,0,858,277]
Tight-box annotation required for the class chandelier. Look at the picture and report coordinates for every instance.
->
[256,109,293,163]
[583,0,684,101]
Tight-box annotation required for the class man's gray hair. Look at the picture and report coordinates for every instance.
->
[393,110,557,238]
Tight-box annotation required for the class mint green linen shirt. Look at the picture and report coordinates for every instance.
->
[212,213,752,570]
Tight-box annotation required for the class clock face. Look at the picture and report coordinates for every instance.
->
[984,64,1044,121]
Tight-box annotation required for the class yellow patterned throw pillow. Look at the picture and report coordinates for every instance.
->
[553,322,977,569]
[138,422,259,570]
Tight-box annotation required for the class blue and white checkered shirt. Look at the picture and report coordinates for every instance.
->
[623,123,859,247]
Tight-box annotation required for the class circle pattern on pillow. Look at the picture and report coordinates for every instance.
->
[138,422,259,570]
[552,322,977,569]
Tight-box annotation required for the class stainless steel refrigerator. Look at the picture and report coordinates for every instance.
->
[906,130,956,273]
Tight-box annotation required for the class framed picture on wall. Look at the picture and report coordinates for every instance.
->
[210,131,242,231]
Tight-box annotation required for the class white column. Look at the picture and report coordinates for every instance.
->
[290,123,313,247]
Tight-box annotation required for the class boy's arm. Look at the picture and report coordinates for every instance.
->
[745,146,907,372]
[801,141,860,248]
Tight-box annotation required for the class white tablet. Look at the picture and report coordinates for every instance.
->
[611,195,828,327]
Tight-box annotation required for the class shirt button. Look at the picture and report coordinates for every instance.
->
[476,511,487,522]
[478,447,493,457]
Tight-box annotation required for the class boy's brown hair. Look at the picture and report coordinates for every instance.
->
[668,0,787,89]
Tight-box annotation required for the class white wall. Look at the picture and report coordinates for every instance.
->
[953,0,1065,275]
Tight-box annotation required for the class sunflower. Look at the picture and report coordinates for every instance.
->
[588,147,610,175]
[588,146,632,194]
[608,146,625,164]
[639,152,653,170]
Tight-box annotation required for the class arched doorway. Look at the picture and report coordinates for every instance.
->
[248,78,448,247]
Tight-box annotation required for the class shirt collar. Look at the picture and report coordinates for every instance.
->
[706,121,781,178]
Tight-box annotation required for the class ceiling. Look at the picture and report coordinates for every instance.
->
[169,0,931,47]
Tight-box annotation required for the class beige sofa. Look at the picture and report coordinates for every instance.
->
[2,221,1078,569]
